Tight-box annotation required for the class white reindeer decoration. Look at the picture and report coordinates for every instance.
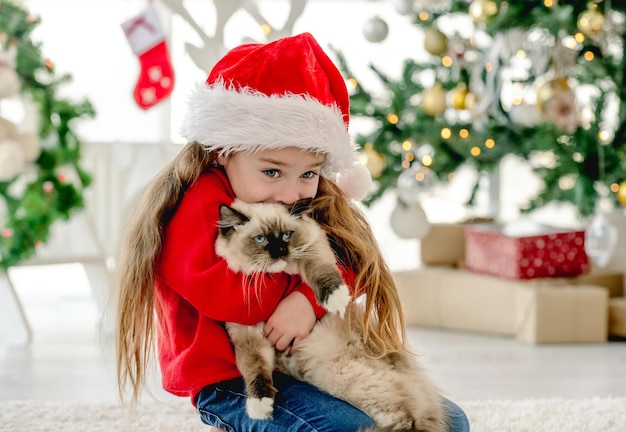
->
[160,0,308,73]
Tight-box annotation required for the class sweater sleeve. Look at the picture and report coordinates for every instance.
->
[157,169,362,324]
[289,264,359,320]
[157,170,299,325]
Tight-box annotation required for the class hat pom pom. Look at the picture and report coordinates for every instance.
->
[336,161,372,201]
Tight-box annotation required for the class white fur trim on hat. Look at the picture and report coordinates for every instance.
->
[180,81,358,176]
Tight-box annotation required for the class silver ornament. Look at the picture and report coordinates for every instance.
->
[585,209,618,268]
[392,0,414,16]
[362,16,389,43]
[390,198,431,239]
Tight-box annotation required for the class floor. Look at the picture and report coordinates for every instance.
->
[1,263,625,405]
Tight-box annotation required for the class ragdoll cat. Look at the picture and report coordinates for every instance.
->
[215,198,351,316]
[215,199,446,432]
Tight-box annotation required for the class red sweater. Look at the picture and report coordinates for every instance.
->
[154,168,354,402]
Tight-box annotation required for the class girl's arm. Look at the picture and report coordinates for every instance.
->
[263,290,316,352]
[157,172,295,324]
[264,265,359,352]
[159,171,357,327]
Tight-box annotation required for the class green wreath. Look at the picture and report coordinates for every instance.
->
[0,1,94,270]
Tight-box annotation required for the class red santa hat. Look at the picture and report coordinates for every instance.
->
[179,32,372,200]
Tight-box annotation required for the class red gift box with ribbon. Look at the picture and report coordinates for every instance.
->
[464,222,590,280]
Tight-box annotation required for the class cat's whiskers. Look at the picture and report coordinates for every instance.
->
[240,274,254,312]
[242,255,270,273]
[250,272,268,307]
[290,242,316,260]
[240,272,268,311]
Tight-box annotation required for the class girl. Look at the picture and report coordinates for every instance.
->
[115,33,470,431]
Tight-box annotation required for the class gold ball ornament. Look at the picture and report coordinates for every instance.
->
[423,84,447,116]
[464,92,479,110]
[359,146,386,179]
[450,84,477,110]
[469,0,498,24]
[577,6,605,37]
[617,180,626,206]
[536,77,570,113]
[423,28,448,56]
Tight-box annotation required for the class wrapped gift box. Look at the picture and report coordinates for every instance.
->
[517,284,608,343]
[609,298,626,338]
[420,223,466,266]
[544,271,624,298]
[393,267,517,335]
[465,222,590,280]
[393,267,608,344]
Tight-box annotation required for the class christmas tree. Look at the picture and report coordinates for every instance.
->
[0,1,94,269]
[338,0,626,218]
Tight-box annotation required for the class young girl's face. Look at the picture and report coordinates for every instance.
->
[218,147,325,205]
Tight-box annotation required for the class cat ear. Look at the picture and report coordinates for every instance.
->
[289,198,313,217]
[218,204,249,232]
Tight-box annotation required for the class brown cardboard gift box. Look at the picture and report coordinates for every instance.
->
[609,298,626,337]
[516,284,608,343]
[392,266,608,343]
[546,271,624,298]
[393,266,517,335]
[420,224,466,266]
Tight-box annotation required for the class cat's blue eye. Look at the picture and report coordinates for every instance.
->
[253,235,266,244]
[263,169,280,178]
[282,231,293,241]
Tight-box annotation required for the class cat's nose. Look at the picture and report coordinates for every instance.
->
[269,245,288,259]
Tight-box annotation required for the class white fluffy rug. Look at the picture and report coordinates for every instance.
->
[1,396,625,431]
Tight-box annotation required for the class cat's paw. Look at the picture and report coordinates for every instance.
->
[323,284,351,318]
[246,397,274,419]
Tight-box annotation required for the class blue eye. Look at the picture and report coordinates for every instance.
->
[282,231,293,241]
[301,171,318,179]
[263,169,280,178]
[253,235,266,244]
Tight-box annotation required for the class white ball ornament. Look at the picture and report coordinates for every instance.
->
[392,0,414,16]
[390,198,431,239]
[362,16,389,43]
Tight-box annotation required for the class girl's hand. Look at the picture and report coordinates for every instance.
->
[263,291,316,352]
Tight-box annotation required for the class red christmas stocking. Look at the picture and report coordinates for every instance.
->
[122,3,174,110]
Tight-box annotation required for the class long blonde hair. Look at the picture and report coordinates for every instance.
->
[115,141,407,406]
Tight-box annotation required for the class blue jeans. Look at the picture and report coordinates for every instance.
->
[196,372,470,431]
